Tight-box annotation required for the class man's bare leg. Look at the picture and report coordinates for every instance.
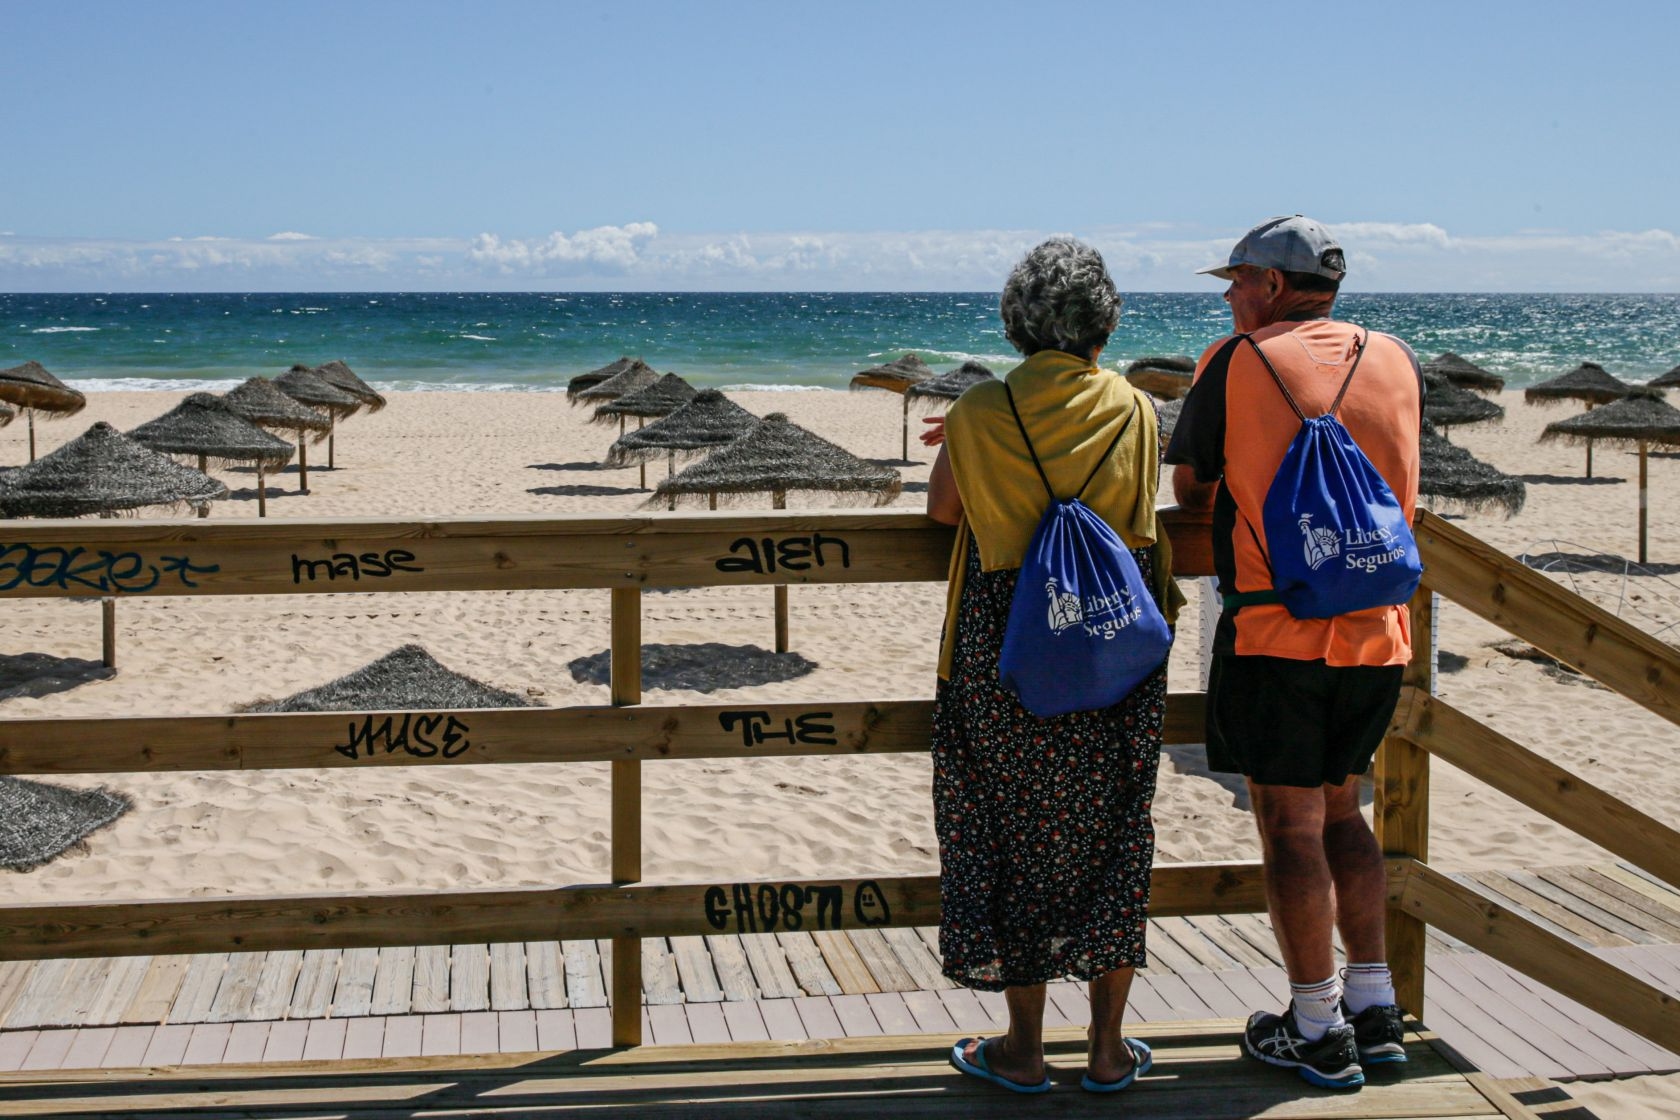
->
[1322,775,1387,966]
[1248,779,1335,983]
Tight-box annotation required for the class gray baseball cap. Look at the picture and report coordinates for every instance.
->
[1198,215,1346,281]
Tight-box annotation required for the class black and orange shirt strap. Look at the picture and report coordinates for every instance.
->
[1163,337,1240,484]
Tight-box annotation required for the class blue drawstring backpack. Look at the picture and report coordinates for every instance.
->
[1233,332,1423,620]
[997,386,1173,718]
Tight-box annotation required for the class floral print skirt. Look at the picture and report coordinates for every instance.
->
[932,536,1166,991]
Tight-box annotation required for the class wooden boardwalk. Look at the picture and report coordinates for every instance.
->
[0,863,1676,1086]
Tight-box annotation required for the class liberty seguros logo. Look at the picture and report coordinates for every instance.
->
[1296,512,1407,575]
[1044,576,1141,640]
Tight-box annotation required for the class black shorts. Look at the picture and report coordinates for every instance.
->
[1205,654,1404,789]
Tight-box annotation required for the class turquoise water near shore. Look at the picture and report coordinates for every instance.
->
[4,292,1677,392]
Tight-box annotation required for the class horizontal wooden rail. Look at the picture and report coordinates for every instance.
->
[1390,687,1680,890]
[1414,509,1680,728]
[0,861,1264,961]
[1391,859,1680,1056]
[0,694,1207,776]
[0,507,1213,600]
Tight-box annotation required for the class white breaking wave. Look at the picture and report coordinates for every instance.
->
[30,326,100,333]
[458,334,496,341]
[63,377,242,393]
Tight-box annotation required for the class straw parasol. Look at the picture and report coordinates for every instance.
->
[0,400,13,428]
[1422,352,1504,393]
[128,394,294,517]
[1155,397,1184,447]
[573,358,660,406]
[1524,362,1634,477]
[1649,364,1680,390]
[0,360,88,462]
[849,353,934,462]
[276,365,363,470]
[1123,355,1196,400]
[248,643,538,713]
[1418,420,1525,517]
[222,376,333,492]
[1423,381,1504,437]
[1541,391,1680,563]
[906,361,996,410]
[592,373,700,491]
[605,388,760,504]
[314,360,387,413]
[0,420,225,519]
[567,356,641,402]
[0,776,130,872]
[655,413,901,652]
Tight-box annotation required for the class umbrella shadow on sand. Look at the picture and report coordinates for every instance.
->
[1518,473,1624,486]
[529,483,646,498]
[567,642,817,693]
[0,652,114,702]
[532,461,625,473]
[1519,550,1680,578]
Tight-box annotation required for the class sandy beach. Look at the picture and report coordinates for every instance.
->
[3,381,1678,1106]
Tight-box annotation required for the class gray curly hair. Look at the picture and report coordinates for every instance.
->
[999,237,1121,357]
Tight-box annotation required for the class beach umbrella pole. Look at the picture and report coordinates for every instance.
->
[298,436,309,492]
[773,489,789,653]
[26,410,36,463]
[329,422,336,470]
[666,451,676,510]
[638,418,647,491]
[197,454,210,518]
[1586,402,1595,478]
[1639,440,1648,565]
[101,598,117,669]
[902,395,910,461]
[257,465,267,517]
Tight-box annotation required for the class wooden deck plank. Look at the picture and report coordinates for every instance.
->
[181,1022,232,1066]
[81,956,151,1027]
[419,1012,462,1057]
[340,1018,385,1061]
[702,935,758,1002]
[410,945,450,1014]
[302,1018,347,1062]
[170,953,230,1024]
[932,986,1002,1034]
[683,1000,730,1045]
[829,993,882,1037]
[738,934,802,1000]
[1204,963,1276,1017]
[1513,949,1679,1070]
[644,1002,692,1046]
[1564,867,1680,940]
[1180,970,1254,1020]
[776,933,842,997]
[879,927,954,991]
[0,961,33,1027]
[1156,916,1244,971]
[668,936,724,1003]
[4,959,80,1029]
[380,1015,422,1058]
[1220,913,1287,966]
[121,955,188,1025]
[791,995,845,1038]
[1617,860,1680,901]
[61,1026,116,1070]
[560,940,606,1009]
[1120,973,1169,1021]
[534,1008,576,1052]
[287,949,341,1020]
[899,989,960,1035]
[524,941,566,1010]
[0,1030,38,1072]
[641,938,683,1006]
[332,947,381,1018]
[98,1025,153,1068]
[203,952,266,1023]
[497,1009,537,1053]
[718,998,769,1042]
[845,929,916,993]
[1138,970,1218,1020]
[460,1010,499,1055]
[1045,982,1091,1028]
[368,946,414,1016]
[1467,870,1624,948]
[138,1022,191,1066]
[1510,868,1661,944]
[862,991,917,1035]
[262,1019,308,1063]
[448,943,490,1012]
[756,997,807,1040]
[244,949,303,1023]
[18,1028,75,1071]
[572,1006,612,1049]
[1598,863,1680,916]
[1191,916,1280,969]
[1142,920,1208,974]
[1423,962,1564,1079]
[222,1020,272,1065]
[809,930,879,995]
[488,942,528,1012]
[1431,953,1623,1077]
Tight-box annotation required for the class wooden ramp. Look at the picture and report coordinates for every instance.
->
[0,1020,1554,1119]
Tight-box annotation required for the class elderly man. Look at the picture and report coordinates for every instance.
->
[1164,216,1422,1090]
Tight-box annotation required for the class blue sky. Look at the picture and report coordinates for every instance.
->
[3,0,1677,291]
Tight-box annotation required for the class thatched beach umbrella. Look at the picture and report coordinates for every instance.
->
[567,356,641,402]
[1155,397,1184,448]
[249,643,537,713]
[850,353,933,461]
[0,421,225,669]
[222,376,332,492]
[573,358,660,406]
[0,400,13,428]
[129,394,294,518]
[1419,420,1525,518]
[605,388,760,505]
[1424,381,1505,437]
[0,776,129,872]
[0,361,88,462]
[1525,362,1634,477]
[1649,364,1680,390]
[276,365,363,470]
[655,413,901,652]
[907,361,996,410]
[314,360,387,413]
[593,373,699,490]
[1422,352,1504,393]
[1541,391,1680,563]
[1124,355,1196,400]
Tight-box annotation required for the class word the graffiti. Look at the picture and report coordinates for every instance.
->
[714,533,850,575]
[718,710,837,748]
[704,880,891,934]
[333,713,472,761]
[0,544,218,594]
[291,549,422,585]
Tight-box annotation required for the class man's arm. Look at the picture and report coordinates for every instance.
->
[1173,463,1216,512]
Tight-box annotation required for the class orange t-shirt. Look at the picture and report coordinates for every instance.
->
[1165,319,1423,666]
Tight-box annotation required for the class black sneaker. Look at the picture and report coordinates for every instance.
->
[1242,1008,1364,1089]
[1344,1002,1408,1065]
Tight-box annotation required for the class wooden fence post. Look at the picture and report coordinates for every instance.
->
[1375,588,1432,1017]
[610,586,643,1047]
[101,599,117,670]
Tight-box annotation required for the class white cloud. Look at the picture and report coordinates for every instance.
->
[1,221,1677,291]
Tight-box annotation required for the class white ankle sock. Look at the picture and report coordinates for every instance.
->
[1342,963,1396,1014]
[1289,976,1345,1041]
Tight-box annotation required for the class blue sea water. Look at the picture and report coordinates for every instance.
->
[3,292,1677,392]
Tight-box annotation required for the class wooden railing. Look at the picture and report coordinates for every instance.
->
[0,507,1675,1060]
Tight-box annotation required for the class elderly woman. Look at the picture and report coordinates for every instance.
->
[924,238,1181,1094]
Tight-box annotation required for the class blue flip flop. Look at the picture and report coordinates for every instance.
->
[949,1037,1052,1094]
[1080,1037,1153,1093]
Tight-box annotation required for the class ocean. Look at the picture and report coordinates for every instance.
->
[3,292,1677,393]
